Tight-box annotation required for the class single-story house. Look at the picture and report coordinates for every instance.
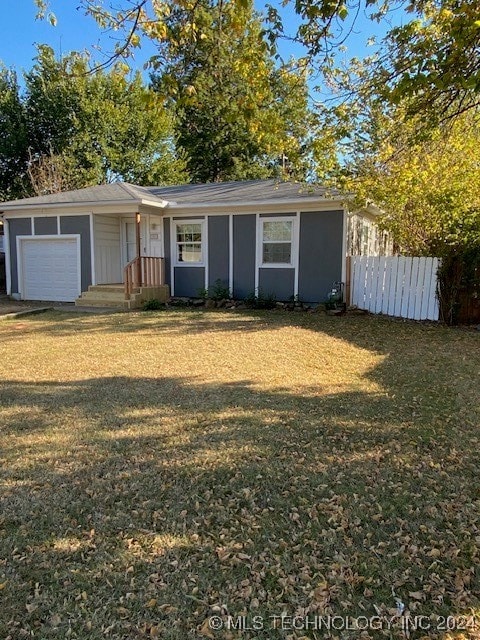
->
[0,180,375,307]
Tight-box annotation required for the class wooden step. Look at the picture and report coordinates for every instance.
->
[79,290,128,302]
[87,284,125,294]
[75,297,128,309]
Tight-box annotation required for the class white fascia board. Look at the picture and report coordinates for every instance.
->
[1,198,170,216]
[168,198,346,215]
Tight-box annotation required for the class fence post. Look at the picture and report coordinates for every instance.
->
[345,256,352,306]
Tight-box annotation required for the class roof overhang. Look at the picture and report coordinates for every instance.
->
[0,197,171,216]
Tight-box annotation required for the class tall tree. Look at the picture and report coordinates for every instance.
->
[0,68,28,200]
[348,108,480,257]
[23,45,188,194]
[150,0,322,183]
[33,0,479,131]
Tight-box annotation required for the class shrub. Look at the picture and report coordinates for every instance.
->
[198,279,231,301]
[244,290,276,309]
[142,298,165,311]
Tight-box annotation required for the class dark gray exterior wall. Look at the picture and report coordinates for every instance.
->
[174,267,205,297]
[34,217,57,235]
[259,268,295,301]
[163,217,171,286]
[8,218,32,293]
[233,214,256,299]
[298,210,344,303]
[208,215,229,289]
[59,215,91,291]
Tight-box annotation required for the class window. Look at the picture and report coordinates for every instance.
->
[175,222,204,264]
[262,219,293,265]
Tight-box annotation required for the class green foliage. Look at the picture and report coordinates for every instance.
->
[0,46,189,200]
[0,68,28,200]
[25,46,188,191]
[208,279,231,301]
[142,298,165,311]
[150,0,327,182]
[244,289,276,309]
[438,248,480,325]
[348,109,480,257]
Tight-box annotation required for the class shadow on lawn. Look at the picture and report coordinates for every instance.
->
[1,312,479,639]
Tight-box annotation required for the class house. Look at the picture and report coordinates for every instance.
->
[0,180,374,307]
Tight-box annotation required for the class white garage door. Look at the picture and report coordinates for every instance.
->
[20,237,80,302]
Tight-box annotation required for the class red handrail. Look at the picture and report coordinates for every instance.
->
[124,257,165,298]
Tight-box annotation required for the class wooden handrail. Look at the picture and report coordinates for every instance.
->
[124,257,165,299]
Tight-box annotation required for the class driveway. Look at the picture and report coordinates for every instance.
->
[0,295,71,316]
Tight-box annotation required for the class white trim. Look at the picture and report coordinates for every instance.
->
[169,217,175,296]
[254,213,259,295]
[143,214,150,256]
[228,214,233,296]
[1,197,170,214]
[172,219,206,268]
[4,219,11,295]
[89,213,96,286]
[293,210,300,297]
[166,196,346,211]
[204,218,209,290]
[341,207,348,285]
[257,215,297,269]
[165,202,343,217]
[30,217,34,235]
[120,215,148,266]
[16,234,81,301]
[57,215,61,235]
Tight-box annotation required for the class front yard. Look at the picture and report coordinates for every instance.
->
[0,309,479,639]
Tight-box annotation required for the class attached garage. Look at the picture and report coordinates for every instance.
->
[18,236,81,302]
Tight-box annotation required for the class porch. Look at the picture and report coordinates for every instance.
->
[76,211,169,309]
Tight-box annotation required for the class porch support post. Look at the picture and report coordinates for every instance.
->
[135,211,142,286]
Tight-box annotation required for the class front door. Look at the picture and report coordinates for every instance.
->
[122,218,146,266]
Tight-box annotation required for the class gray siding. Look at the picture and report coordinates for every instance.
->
[298,210,344,303]
[60,215,92,291]
[259,268,294,301]
[163,217,171,286]
[34,217,57,235]
[174,267,205,297]
[208,215,229,290]
[8,218,32,293]
[233,214,256,299]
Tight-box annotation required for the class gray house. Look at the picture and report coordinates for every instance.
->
[1,180,356,308]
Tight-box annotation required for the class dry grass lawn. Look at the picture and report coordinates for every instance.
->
[0,309,479,639]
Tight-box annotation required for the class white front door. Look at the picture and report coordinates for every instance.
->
[122,218,147,266]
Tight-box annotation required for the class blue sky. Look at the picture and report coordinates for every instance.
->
[0,0,400,89]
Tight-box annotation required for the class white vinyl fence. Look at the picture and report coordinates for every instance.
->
[349,256,440,321]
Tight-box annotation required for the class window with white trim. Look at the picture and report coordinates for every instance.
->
[174,221,204,265]
[261,219,293,265]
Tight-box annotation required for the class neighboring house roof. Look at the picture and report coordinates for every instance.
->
[0,180,345,212]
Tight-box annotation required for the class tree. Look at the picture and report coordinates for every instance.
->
[23,46,187,194]
[150,0,324,182]
[33,0,479,131]
[0,68,28,200]
[326,0,480,131]
[348,108,480,256]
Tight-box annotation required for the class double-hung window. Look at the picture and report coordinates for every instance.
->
[175,221,204,265]
[261,218,294,266]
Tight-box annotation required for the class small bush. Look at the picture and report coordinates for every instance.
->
[142,298,165,311]
[244,289,276,309]
[198,279,231,301]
